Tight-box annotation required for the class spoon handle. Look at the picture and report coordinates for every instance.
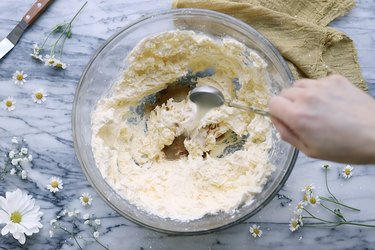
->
[226,102,270,117]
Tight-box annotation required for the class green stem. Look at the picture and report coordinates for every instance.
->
[57,226,83,250]
[324,167,338,202]
[302,208,333,224]
[319,196,360,211]
[320,202,346,222]
[94,238,109,250]
[338,222,375,228]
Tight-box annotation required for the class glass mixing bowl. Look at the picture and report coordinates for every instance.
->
[72,8,297,235]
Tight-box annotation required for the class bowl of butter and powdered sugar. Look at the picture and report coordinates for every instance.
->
[72,8,297,234]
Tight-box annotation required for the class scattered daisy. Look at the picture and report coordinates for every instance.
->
[342,165,353,179]
[289,216,303,232]
[8,150,15,158]
[82,213,90,220]
[47,176,63,193]
[54,59,67,69]
[11,158,19,166]
[249,224,262,238]
[2,97,16,111]
[32,89,47,104]
[44,54,56,67]
[10,168,16,175]
[49,230,54,238]
[302,184,314,193]
[0,189,43,244]
[80,193,93,206]
[12,70,28,85]
[20,148,28,154]
[28,154,33,162]
[93,231,99,238]
[294,202,304,214]
[30,44,43,61]
[11,137,18,144]
[308,195,320,207]
[21,170,27,180]
[94,219,101,225]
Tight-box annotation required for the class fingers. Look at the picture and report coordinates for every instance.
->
[294,78,319,88]
[280,87,306,102]
[268,95,296,123]
[271,117,305,150]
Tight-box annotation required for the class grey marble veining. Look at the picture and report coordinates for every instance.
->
[0,0,375,249]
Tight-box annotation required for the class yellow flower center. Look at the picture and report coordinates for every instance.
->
[51,180,59,188]
[303,193,308,202]
[310,197,317,205]
[291,220,299,228]
[5,100,13,107]
[35,92,43,100]
[345,169,351,175]
[10,211,22,223]
[253,228,260,235]
[82,196,89,203]
[49,59,55,65]
[16,74,24,81]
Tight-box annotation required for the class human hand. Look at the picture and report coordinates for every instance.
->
[269,75,375,164]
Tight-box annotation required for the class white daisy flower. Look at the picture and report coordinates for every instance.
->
[54,59,67,69]
[2,97,16,111]
[49,230,54,238]
[342,165,353,179]
[82,213,90,220]
[32,89,47,104]
[44,54,56,67]
[11,137,18,144]
[294,202,304,214]
[308,195,320,207]
[20,148,28,154]
[249,224,262,238]
[47,176,63,193]
[0,189,43,244]
[21,170,27,180]
[11,158,19,166]
[289,216,303,232]
[30,44,43,61]
[49,219,57,225]
[80,193,92,206]
[9,168,16,175]
[28,154,33,162]
[94,219,101,225]
[302,184,314,193]
[93,231,99,238]
[12,70,28,85]
[8,151,15,159]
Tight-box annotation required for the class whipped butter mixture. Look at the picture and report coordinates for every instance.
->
[91,31,275,221]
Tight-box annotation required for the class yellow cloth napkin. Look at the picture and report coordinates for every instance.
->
[173,0,367,91]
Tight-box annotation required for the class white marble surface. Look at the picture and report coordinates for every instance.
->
[0,0,375,249]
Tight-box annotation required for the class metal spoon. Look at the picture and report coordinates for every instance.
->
[189,85,270,116]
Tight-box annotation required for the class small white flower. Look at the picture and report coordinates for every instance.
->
[10,168,16,175]
[12,70,28,85]
[249,224,262,238]
[32,89,47,104]
[8,151,15,159]
[21,170,27,180]
[84,220,90,225]
[11,158,19,166]
[93,231,99,238]
[11,137,18,144]
[49,230,54,238]
[94,219,101,225]
[308,195,320,207]
[0,189,43,244]
[54,59,67,69]
[30,44,43,61]
[302,184,314,193]
[2,97,16,111]
[80,193,92,206]
[49,219,57,225]
[44,54,56,67]
[28,154,33,162]
[289,216,303,232]
[82,213,90,220]
[20,148,28,155]
[47,176,63,193]
[294,202,304,214]
[342,165,353,179]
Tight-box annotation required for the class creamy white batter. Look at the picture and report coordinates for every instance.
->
[91,30,275,221]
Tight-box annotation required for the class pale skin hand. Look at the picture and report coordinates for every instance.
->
[268,75,375,164]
